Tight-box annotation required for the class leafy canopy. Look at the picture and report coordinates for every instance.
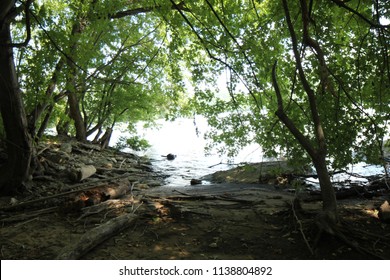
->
[168,0,389,169]
[4,0,390,170]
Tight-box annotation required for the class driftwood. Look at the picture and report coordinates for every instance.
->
[72,179,131,207]
[77,200,122,220]
[56,213,137,259]
[96,165,153,175]
[69,165,97,182]
[0,177,131,211]
[147,189,256,204]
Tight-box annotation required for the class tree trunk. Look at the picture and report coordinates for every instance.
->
[0,10,34,195]
[27,57,65,137]
[36,105,53,139]
[313,154,338,215]
[277,0,339,222]
[67,87,87,141]
[65,21,87,142]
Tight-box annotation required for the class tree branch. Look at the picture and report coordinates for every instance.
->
[169,0,262,111]
[282,0,327,155]
[330,0,389,29]
[109,1,190,19]
[272,61,317,159]
[4,0,33,48]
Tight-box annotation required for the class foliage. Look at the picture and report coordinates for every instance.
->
[10,0,191,140]
[173,0,389,171]
[115,135,151,152]
[4,0,390,169]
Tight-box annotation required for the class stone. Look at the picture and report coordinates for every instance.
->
[60,143,72,153]
[166,153,176,160]
[378,200,390,223]
[190,179,202,185]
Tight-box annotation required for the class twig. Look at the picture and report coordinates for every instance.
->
[291,199,314,255]
[208,161,223,168]
[119,158,127,169]
[132,201,144,214]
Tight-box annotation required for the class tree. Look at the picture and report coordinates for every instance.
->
[168,0,389,227]
[17,0,189,142]
[0,0,34,194]
[0,0,191,194]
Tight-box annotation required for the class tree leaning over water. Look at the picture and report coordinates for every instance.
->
[166,0,389,227]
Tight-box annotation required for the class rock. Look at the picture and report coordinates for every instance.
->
[166,154,176,160]
[60,143,72,153]
[10,197,18,205]
[190,179,202,185]
[210,161,308,184]
[378,201,390,223]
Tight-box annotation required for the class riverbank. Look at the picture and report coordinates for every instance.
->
[0,139,389,259]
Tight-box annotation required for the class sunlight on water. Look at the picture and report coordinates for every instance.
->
[110,117,388,188]
[111,117,263,186]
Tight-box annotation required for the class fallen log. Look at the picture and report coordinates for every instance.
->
[0,176,132,211]
[56,213,137,259]
[78,165,97,181]
[69,165,97,182]
[96,166,153,175]
[73,179,131,207]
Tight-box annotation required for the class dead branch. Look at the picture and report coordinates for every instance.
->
[0,177,131,211]
[56,213,137,259]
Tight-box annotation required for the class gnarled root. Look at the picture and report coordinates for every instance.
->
[288,200,388,259]
[313,210,385,259]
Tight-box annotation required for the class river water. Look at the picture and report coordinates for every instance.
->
[110,117,387,188]
[111,117,263,186]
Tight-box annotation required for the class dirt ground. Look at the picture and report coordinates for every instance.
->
[0,141,389,260]
[1,182,389,260]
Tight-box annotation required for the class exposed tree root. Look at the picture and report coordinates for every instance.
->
[313,212,386,259]
[314,219,384,259]
[287,199,388,259]
[290,199,314,256]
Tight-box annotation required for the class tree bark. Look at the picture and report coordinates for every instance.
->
[0,3,34,195]
[277,0,338,220]
[65,21,87,141]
